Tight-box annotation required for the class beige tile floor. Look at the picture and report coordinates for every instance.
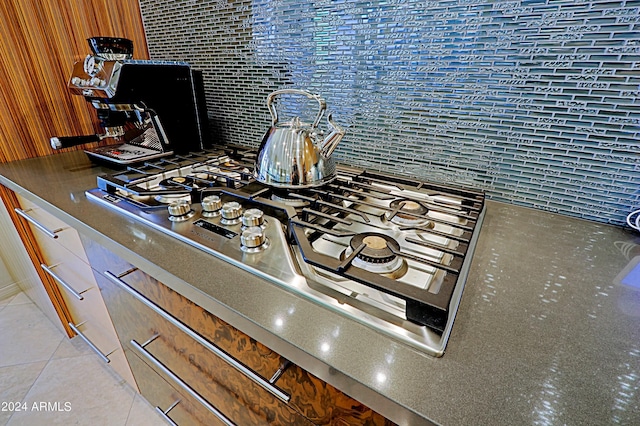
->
[0,290,166,425]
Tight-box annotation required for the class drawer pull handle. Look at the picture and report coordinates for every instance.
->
[14,208,63,239]
[104,270,291,403]
[131,338,236,426]
[269,359,292,385]
[68,322,111,364]
[41,263,86,300]
[155,400,180,426]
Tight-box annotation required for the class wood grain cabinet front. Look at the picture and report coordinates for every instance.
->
[81,236,394,425]
[127,348,241,426]
[96,271,312,425]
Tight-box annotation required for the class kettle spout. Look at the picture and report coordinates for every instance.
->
[319,113,345,158]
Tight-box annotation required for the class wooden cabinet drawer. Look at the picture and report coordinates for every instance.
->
[40,246,137,388]
[15,195,91,265]
[99,270,311,425]
[127,349,228,426]
[40,245,115,347]
[108,269,391,424]
[39,244,94,305]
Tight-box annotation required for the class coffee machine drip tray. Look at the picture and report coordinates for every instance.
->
[85,112,173,165]
[85,143,173,165]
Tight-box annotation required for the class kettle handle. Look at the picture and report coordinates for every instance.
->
[266,89,326,128]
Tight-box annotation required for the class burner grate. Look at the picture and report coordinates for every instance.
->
[288,167,485,333]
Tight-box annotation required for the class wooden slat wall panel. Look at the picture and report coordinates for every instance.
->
[0,0,148,163]
[0,0,148,339]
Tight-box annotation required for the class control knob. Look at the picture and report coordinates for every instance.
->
[242,208,264,228]
[168,200,195,222]
[201,195,222,218]
[220,201,242,225]
[241,226,268,252]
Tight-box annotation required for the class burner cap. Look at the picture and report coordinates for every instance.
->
[159,176,194,189]
[389,199,428,218]
[350,233,400,264]
[222,160,243,170]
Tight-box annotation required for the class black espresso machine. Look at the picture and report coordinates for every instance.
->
[51,37,210,164]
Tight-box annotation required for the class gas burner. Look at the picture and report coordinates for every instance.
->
[186,172,223,188]
[271,190,310,208]
[188,172,218,187]
[211,168,243,181]
[341,233,408,279]
[200,159,248,174]
[154,193,191,204]
[194,165,248,188]
[221,160,246,170]
[352,233,399,263]
[153,176,199,204]
[159,176,195,189]
[386,199,432,227]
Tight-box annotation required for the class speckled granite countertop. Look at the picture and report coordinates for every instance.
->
[1,151,639,425]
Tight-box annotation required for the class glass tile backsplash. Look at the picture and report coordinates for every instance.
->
[139,0,639,225]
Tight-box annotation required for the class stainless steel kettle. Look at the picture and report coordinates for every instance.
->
[253,89,345,188]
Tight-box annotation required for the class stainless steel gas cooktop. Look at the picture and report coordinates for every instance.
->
[86,146,485,356]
